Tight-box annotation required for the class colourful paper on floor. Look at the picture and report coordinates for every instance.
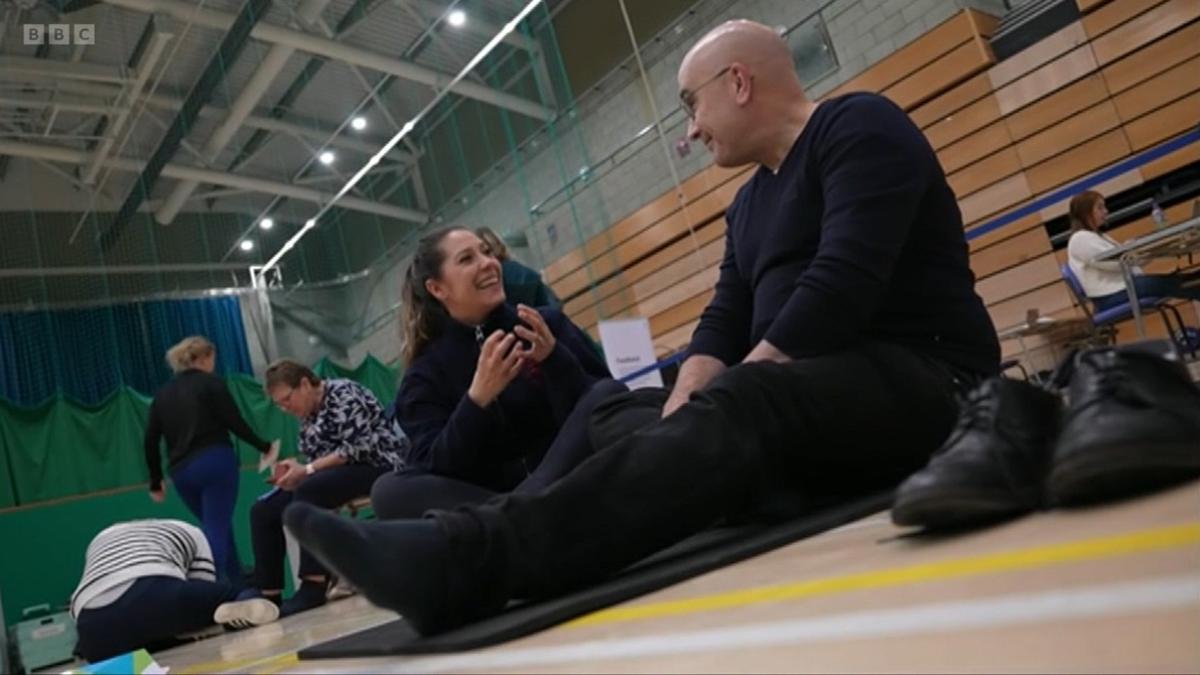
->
[63,648,168,674]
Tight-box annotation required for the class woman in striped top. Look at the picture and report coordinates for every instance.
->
[71,519,277,662]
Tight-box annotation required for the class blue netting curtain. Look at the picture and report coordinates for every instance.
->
[0,296,254,406]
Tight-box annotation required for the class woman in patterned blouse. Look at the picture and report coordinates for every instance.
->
[238,359,407,617]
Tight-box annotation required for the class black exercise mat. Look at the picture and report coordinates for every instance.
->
[300,491,891,658]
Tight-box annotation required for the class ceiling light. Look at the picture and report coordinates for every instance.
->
[239,240,254,252]
[319,151,335,165]
[447,9,466,27]
[350,116,367,131]
[259,217,274,230]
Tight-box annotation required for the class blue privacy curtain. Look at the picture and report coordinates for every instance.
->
[0,296,253,406]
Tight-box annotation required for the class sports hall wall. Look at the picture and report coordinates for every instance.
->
[537,0,1200,368]
[344,0,1008,365]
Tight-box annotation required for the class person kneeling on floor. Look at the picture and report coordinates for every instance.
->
[237,360,408,617]
[72,519,277,663]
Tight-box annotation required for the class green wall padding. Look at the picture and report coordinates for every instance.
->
[0,353,398,628]
[312,354,401,406]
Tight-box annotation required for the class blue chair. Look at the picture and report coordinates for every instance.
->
[1060,263,1192,353]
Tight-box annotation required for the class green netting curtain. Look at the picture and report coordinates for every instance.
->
[0,296,254,407]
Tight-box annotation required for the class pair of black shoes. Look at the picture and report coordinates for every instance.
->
[892,343,1200,530]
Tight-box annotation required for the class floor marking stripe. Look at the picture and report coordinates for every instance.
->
[376,575,1200,674]
[566,521,1200,628]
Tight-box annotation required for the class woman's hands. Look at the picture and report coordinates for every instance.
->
[268,458,307,490]
[468,331,525,407]
[513,304,556,363]
[467,306,558,407]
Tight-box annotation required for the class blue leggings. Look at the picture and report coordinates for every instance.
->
[171,444,242,582]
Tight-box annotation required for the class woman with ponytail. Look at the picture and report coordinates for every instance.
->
[144,336,278,583]
[370,227,644,518]
[1066,190,1200,311]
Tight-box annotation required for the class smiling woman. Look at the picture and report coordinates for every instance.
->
[368,227,638,521]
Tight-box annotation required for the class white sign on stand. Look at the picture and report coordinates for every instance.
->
[598,317,663,390]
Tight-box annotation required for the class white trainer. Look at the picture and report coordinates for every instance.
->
[213,597,280,629]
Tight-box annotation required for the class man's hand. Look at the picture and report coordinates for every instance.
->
[149,484,166,503]
[743,339,790,364]
[662,354,726,418]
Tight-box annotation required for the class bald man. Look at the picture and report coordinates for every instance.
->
[284,20,1001,635]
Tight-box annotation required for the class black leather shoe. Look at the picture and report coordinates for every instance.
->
[1048,345,1200,506]
[892,377,1061,529]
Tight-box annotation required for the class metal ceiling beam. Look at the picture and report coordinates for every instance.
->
[0,262,247,278]
[82,31,172,184]
[99,0,274,251]
[0,80,415,163]
[100,0,556,121]
[0,56,129,84]
[0,138,428,222]
[406,0,538,52]
[154,0,335,225]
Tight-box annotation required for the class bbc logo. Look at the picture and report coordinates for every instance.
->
[23,24,95,45]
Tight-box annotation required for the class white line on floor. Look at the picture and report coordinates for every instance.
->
[354,574,1200,674]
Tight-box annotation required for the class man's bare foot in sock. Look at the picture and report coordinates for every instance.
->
[283,502,503,634]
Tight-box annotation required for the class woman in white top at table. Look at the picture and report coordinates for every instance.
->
[1066,190,1200,312]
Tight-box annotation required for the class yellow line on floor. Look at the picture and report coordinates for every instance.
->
[248,651,299,674]
[567,521,1200,628]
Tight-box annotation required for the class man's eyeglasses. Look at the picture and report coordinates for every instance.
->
[679,65,731,120]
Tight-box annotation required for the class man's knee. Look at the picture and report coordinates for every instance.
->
[370,470,429,520]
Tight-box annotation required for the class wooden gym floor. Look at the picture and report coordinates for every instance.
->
[68,478,1199,674]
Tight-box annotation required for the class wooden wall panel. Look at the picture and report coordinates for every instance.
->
[1112,56,1200,122]
[1081,0,1169,39]
[994,45,1098,115]
[561,219,725,318]
[833,10,978,96]
[1141,141,1200,182]
[948,146,1022,199]
[967,213,1044,251]
[649,291,713,337]
[969,226,1053,279]
[1025,129,1130,194]
[654,319,700,356]
[1003,74,1108,142]
[1100,19,1200,95]
[578,239,725,333]
[924,94,1002,150]
[884,40,994,110]
[1077,0,1115,14]
[987,22,1088,89]
[1123,90,1200,151]
[938,120,1013,173]
[1014,99,1123,168]
[1039,167,1145,223]
[959,173,1032,225]
[1090,0,1200,66]
[987,283,1077,332]
[976,253,1062,306]
[911,73,993,129]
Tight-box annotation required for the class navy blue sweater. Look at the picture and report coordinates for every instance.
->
[395,303,612,490]
[689,93,1000,376]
